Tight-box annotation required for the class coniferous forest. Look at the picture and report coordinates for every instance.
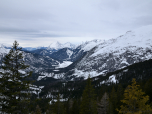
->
[1,41,152,114]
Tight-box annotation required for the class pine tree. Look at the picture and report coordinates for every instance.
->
[116,84,124,106]
[117,78,152,114]
[108,87,118,114]
[144,79,152,102]
[0,41,32,114]
[35,105,42,114]
[52,93,65,114]
[116,84,124,113]
[70,99,80,114]
[97,92,109,114]
[67,98,73,114]
[46,109,53,114]
[80,76,97,114]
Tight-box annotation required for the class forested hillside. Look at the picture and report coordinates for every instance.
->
[0,41,152,114]
[34,58,152,113]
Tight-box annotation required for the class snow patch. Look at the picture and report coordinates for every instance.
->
[108,75,117,83]
[56,61,73,68]
[66,49,73,59]
[53,70,59,71]
[72,69,108,79]
[37,76,46,81]
[100,75,119,84]
[18,70,26,74]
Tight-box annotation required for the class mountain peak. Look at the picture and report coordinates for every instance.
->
[0,43,12,48]
[48,41,63,50]
[77,39,103,52]
[63,42,76,49]
[48,41,76,50]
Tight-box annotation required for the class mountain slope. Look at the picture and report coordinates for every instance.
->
[47,41,76,50]
[69,39,103,62]
[0,45,61,81]
[50,48,73,61]
[1,25,152,82]
[39,40,103,62]
[93,58,152,85]
[0,45,10,64]
[39,58,152,99]
[62,25,152,80]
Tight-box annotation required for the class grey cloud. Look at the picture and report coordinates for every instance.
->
[27,33,69,38]
[0,0,152,47]
[0,26,72,39]
[0,28,38,33]
[133,16,152,27]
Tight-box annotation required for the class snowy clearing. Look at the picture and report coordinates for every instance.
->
[56,61,73,68]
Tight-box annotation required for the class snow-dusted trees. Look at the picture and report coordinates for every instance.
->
[0,41,32,113]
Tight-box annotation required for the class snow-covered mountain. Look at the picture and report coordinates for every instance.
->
[22,52,60,73]
[50,48,73,61]
[0,44,10,54]
[77,39,103,52]
[69,39,103,62]
[63,42,76,49]
[47,41,76,50]
[1,25,152,82]
[0,43,12,49]
[22,42,76,52]
[47,41,63,50]
[0,44,11,64]
[0,44,61,79]
[58,25,152,80]
[49,39,103,62]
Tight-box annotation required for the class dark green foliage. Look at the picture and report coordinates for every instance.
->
[114,59,152,83]
[68,99,80,114]
[52,93,65,114]
[35,105,42,114]
[0,41,32,113]
[116,84,124,110]
[109,87,118,114]
[80,77,97,114]
[33,59,152,113]
[46,109,53,114]
[29,98,51,113]
[144,79,152,102]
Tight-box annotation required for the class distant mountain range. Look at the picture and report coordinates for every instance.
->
[0,25,152,83]
[43,25,152,80]
[22,41,76,51]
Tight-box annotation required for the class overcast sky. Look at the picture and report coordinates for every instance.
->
[0,0,152,47]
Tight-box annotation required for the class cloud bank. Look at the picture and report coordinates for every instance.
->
[0,0,152,47]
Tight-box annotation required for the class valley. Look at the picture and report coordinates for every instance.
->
[0,25,152,113]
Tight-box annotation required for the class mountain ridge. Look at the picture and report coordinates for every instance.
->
[52,25,152,80]
[0,25,152,82]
